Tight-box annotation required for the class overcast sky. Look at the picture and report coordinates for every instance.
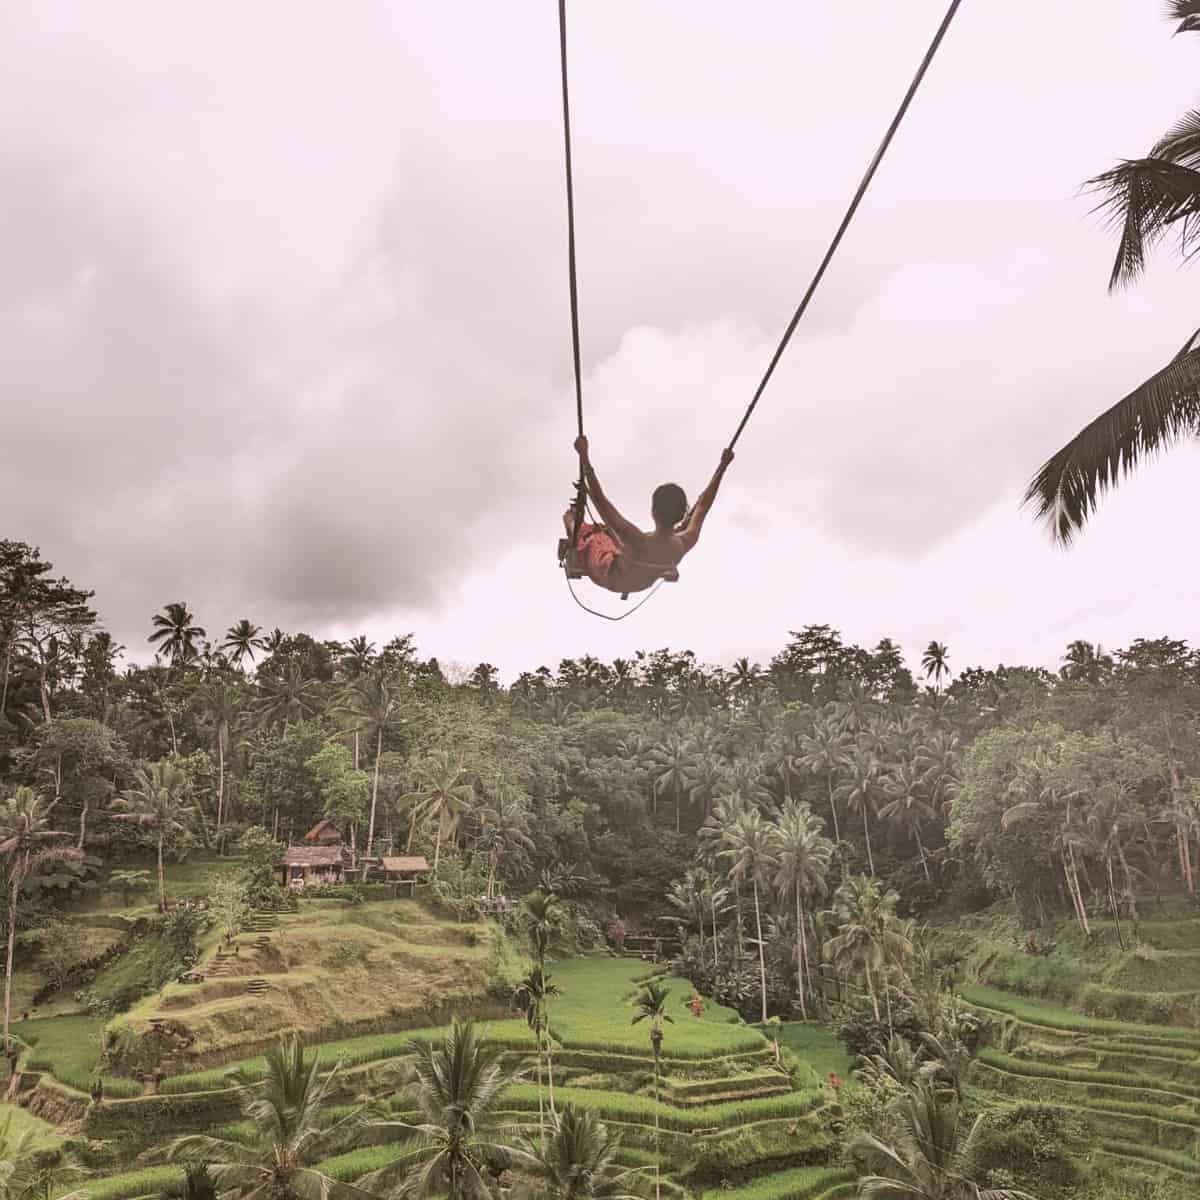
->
[4,1,1200,682]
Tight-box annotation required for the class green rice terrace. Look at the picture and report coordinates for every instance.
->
[9,858,1200,1200]
[8,879,855,1200]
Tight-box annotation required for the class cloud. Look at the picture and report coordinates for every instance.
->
[2,1,1199,674]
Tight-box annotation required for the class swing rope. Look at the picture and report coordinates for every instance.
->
[728,0,968,449]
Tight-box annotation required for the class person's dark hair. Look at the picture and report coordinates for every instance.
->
[651,483,688,528]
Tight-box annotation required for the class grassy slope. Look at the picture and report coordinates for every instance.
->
[108,899,499,1068]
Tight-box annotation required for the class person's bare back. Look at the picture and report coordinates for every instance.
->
[562,436,733,596]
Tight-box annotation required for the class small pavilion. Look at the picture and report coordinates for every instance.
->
[380,855,430,895]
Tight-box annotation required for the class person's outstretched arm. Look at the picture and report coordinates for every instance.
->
[575,436,643,548]
[679,447,734,550]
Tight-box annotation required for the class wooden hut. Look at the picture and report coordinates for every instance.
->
[277,845,345,889]
[303,818,344,846]
[380,855,430,895]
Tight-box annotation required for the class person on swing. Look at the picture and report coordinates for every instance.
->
[562,434,734,596]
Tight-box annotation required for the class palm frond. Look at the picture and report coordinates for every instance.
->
[1087,157,1200,288]
[1152,108,1200,166]
[1169,1,1200,35]
[1022,336,1200,543]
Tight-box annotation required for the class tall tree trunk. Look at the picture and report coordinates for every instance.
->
[1116,841,1139,922]
[367,729,382,854]
[545,1010,557,1118]
[1065,849,1089,936]
[653,1050,661,1200]
[535,1029,545,1149]
[795,886,807,1020]
[864,961,880,1022]
[915,824,931,883]
[827,776,841,843]
[406,803,420,853]
[433,818,443,872]
[77,797,88,850]
[216,732,225,832]
[1181,821,1195,896]
[1106,856,1125,950]
[0,638,12,717]
[353,730,360,771]
[157,833,166,913]
[3,857,24,1050]
[711,888,720,975]
[753,879,768,1024]
[863,805,875,877]
[1065,859,1086,931]
[38,664,51,724]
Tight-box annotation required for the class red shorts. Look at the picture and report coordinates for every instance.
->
[575,522,622,581]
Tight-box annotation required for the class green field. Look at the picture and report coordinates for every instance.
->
[773,1023,855,1083]
[13,1013,141,1097]
[548,957,764,1056]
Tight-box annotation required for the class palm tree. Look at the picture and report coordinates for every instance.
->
[730,657,763,703]
[686,754,726,825]
[1023,6,1200,544]
[341,636,377,680]
[0,789,78,1050]
[824,876,912,1024]
[851,1082,1038,1200]
[194,679,240,832]
[666,868,713,960]
[836,752,880,878]
[651,734,695,831]
[1058,640,1113,684]
[920,643,949,694]
[112,762,196,912]
[516,966,561,1138]
[166,1036,365,1200]
[477,785,534,900]
[336,673,404,855]
[631,982,674,1200]
[0,1110,86,1200]
[1002,763,1092,935]
[773,799,833,1020]
[220,621,265,671]
[149,603,206,667]
[723,808,780,1023]
[404,751,475,871]
[363,1021,511,1200]
[255,663,322,732]
[517,1106,641,1200]
[795,719,849,843]
[877,761,939,884]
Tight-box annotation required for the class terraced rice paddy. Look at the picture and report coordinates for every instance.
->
[962,953,1200,1186]
[28,955,843,1200]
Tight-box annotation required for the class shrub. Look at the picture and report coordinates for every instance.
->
[485,929,532,1003]
[971,1104,1085,1199]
